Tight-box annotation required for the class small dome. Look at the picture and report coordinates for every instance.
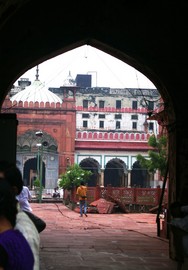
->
[11,79,62,104]
[63,71,76,86]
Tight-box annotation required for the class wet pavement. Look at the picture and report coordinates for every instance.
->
[31,202,184,270]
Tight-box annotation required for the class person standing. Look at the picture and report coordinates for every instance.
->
[76,180,88,217]
[16,185,32,212]
[0,179,34,270]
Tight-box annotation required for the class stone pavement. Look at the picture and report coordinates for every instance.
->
[31,203,183,270]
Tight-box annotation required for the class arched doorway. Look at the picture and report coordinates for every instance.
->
[23,157,45,188]
[104,158,128,187]
[131,161,148,188]
[79,158,100,187]
[17,129,59,189]
[0,1,185,259]
[0,3,176,203]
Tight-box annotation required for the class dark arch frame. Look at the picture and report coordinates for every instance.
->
[1,1,184,258]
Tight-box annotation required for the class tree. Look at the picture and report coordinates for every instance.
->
[136,135,168,179]
[58,163,93,190]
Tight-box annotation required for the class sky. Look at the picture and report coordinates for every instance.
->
[15,45,156,89]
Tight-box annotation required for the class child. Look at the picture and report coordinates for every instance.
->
[0,179,34,269]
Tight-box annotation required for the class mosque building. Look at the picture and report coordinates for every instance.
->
[2,67,76,189]
[2,68,162,189]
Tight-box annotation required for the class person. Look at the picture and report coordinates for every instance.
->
[0,179,34,269]
[16,185,32,212]
[0,160,46,233]
[52,187,60,198]
[0,161,40,270]
[76,180,88,217]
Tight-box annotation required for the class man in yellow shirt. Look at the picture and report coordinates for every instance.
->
[76,180,88,217]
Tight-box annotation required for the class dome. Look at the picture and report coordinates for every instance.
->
[63,71,76,86]
[11,79,62,104]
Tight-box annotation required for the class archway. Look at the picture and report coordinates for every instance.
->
[79,158,100,187]
[104,158,127,187]
[0,1,185,261]
[23,157,45,188]
[131,161,148,188]
[17,129,59,189]
[0,3,176,198]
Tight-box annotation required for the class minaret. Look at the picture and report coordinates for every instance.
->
[36,65,39,81]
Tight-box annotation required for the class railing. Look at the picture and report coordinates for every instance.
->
[63,186,167,209]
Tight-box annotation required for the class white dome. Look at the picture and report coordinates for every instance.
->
[63,71,76,86]
[11,80,62,104]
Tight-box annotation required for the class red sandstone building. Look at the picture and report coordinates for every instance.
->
[2,71,162,189]
[3,75,77,189]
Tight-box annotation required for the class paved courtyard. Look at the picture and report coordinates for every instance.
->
[31,202,184,270]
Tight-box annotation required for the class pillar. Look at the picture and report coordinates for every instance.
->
[128,170,131,187]
[100,169,104,186]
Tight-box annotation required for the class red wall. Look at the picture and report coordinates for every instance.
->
[2,97,76,175]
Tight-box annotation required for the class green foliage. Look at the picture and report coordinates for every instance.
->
[33,178,40,187]
[33,178,44,190]
[136,134,168,177]
[58,163,93,190]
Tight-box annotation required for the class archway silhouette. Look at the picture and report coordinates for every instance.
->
[23,157,45,188]
[1,1,185,260]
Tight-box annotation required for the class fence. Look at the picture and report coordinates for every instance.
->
[63,186,167,210]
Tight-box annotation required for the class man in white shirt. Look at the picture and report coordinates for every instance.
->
[16,185,32,212]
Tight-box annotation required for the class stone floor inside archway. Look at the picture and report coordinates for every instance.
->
[30,203,187,270]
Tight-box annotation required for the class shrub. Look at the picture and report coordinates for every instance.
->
[58,164,93,190]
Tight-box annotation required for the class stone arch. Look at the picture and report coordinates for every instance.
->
[104,158,128,187]
[131,161,148,188]
[79,158,100,187]
[17,129,58,189]
[17,129,58,152]
[23,157,45,189]
[0,1,183,258]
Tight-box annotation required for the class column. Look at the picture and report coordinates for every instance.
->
[100,169,104,186]
[127,170,131,187]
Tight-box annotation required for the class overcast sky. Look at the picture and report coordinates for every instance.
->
[15,45,155,89]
